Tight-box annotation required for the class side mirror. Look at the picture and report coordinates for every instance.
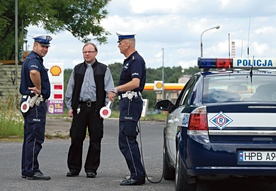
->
[155,100,175,112]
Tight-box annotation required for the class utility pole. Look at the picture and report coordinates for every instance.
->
[14,0,19,111]
[162,48,165,100]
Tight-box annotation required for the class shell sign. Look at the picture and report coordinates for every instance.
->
[154,81,163,91]
[50,65,62,76]
[46,63,64,114]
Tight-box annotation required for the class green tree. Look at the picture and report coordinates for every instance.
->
[183,66,200,75]
[63,68,72,97]
[0,0,110,60]
[142,91,156,109]
[164,66,183,83]
[108,62,122,85]
[147,67,162,83]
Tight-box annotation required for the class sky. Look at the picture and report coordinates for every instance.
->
[26,0,276,70]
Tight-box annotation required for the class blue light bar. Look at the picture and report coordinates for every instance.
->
[198,58,276,69]
[198,58,232,69]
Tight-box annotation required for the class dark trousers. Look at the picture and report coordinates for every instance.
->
[21,102,46,177]
[67,102,103,174]
[118,97,145,180]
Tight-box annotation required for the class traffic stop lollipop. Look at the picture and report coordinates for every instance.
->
[100,101,112,118]
[20,91,35,113]
[20,97,30,113]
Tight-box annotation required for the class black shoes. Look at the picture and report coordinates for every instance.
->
[86,172,96,178]
[66,171,79,177]
[26,172,51,180]
[66,171,96,178]
[120,178,145,186]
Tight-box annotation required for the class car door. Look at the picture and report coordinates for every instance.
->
[165,77,196,165]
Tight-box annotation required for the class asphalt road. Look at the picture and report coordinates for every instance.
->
[1,119,276,191]
[0,119,174,191]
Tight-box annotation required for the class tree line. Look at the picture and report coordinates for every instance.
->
[0,0,200,109]
[64,63,200,109]
[0,0,110,60]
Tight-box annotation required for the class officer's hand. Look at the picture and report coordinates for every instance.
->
[28,87,41,95]
[68,109,73,118]
[108,91,116,102]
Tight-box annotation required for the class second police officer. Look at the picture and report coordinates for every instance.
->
[108,32,147,186]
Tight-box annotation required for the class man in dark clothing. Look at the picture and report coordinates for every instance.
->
[65,43,114,178]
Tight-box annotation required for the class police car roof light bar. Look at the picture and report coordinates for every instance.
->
[198,58,276,70]
[198,58,233,69]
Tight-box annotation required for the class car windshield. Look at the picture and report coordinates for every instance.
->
[202,72,276,103]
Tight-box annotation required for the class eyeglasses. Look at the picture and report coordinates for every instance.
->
[82,51,96,54]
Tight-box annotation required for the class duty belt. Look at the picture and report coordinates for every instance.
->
[21,94,46,113]
[79,100,96,107]
[118,91,141,100]
[22,95,47,102]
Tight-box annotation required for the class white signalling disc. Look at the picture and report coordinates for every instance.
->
[99,101,112,118]
[100,107,111,118]
[20,101,29,113]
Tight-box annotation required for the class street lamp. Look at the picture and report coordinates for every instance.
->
[200,25,220,57]
[161,48,165,100]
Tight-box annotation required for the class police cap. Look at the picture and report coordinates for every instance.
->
[116,32,136,43]
[33,34,52,47]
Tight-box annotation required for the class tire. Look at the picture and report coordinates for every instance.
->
[175,150,196,191]
[163,145,175,180]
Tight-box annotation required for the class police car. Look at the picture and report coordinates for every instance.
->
[155,58,276,191]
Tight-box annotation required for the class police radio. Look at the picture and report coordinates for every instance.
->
[99,101,112,119]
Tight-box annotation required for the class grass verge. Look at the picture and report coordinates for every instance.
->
[0,97,24,139]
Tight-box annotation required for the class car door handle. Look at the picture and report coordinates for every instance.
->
[168,119,174,124]
[174,118,179,123]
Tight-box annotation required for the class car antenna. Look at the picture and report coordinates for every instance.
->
[247,16,251,58]
[250,56,254,92]
[228,33,230,59]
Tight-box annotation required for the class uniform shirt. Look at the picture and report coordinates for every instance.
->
[65,62,114,110]
[19,51,51,99]
[118,51,146,94]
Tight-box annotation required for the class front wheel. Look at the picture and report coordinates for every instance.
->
[175,150,196,191]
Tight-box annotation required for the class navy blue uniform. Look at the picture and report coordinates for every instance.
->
[118,51,146,180]
[19,51,50,177]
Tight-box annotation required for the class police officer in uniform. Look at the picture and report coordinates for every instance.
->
[20,34,52,180]
[65,43,114,178]
[108,32,146,186]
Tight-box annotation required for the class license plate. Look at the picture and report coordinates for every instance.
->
[238,151,276,162]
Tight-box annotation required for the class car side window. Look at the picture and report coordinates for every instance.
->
[174,78,192,107]
[177,77,196,106]
[182,78,197,105]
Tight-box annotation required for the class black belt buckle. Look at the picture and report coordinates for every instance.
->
[86,100,92,107]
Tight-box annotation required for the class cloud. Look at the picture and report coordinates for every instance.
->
[26,0,276,70]
[129,0,184,14]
